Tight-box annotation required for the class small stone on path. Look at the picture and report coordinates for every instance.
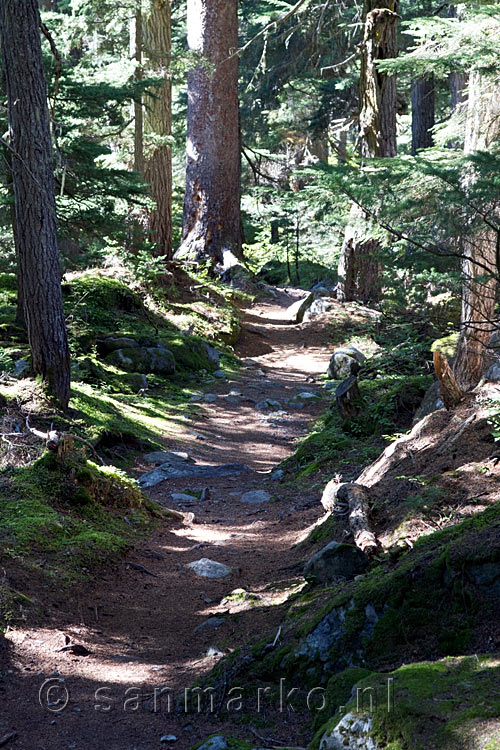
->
[187,558,232,579]
[240,489,271,505]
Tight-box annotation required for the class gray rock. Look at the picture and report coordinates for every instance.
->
[287,399,305,410]
[270,468,284,481]
[213,370,227,379]
[160,735,178,743]
[200,342,220,368]
[187,559,232,579]
[469,562,500,593]
[484,362,500,382]
[190,394,202,402]
[197,738,228,750]
[312,281,335,294]
[320,713,377,750]
[297,391,320,400]
[204,393,218,403]
[240,489,271,505]
[143,450,193,466]
[256,399,282,411]
[489,330,500,350]
[105,346,175,376]
[328,346,365,380]
[98,336,140,353]
[323,380,340,391]
[195,617,226,631]
[122,372,148,392]
[171,493,198,502]
[412,380,445,424]
[304,541,369,584]
[139,462,251,488]
[303,297,335,322]
[13,358,30,376]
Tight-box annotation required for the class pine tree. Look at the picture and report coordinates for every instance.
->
[0,0,71,409]
[337,0,399,303]
[143,0,173,259]
[176,0,243,267]
[453,72,500,390]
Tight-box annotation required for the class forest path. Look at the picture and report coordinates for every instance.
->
[2,289,334,750]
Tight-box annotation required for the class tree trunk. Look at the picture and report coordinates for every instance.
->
[337,0,399,303]
[450,72,467,113]
[448,5,467,115]
[176,0,243,268]
[0,0,71,409]
[453,72,500,391]
[143,0,173,259]
[411,74,435,154]
[130,3,144,175]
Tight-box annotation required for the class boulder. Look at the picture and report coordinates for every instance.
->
[187,559,232,579]
[240,490,271,505]
[139,462,251,488]
[197,738,228,750]
[122,372,148,392]
[98,336,140,354]
[105,345,175,376]
[412,380,444,424]
[200,342,220,368]
[304,541,369,584]
[303,297,335,322]
[328,347,365,380]
[320,713,377,750]
[143,450,193,466]
[484,362,500,382]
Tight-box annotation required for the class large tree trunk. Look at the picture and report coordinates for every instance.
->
[411,74,435,154]
[143,0,173,259]
[176,0,243,268]
[131,3,144,175]
[0,0,71,409]
[453,72,500,391]
[337,0,399,303]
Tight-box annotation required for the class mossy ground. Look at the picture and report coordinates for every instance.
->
[311,655,500,750]
[0,448,153,576]
[0,266,244,629]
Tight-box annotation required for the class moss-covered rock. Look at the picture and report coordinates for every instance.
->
[313,655,500,750]
[105,345,176,375]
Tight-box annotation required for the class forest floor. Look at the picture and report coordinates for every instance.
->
[0,289,337,750]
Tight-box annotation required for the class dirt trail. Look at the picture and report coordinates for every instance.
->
[1,290,333,750]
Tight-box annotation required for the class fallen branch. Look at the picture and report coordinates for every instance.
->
[322,481,379,556]
[25,416,105,464]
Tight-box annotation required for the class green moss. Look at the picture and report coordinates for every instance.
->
[0,449,152,602]
[431,332,459,358]
[309,656,500,750]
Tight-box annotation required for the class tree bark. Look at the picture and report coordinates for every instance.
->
[0,0,71,409]
[176,0,243,268]
[453,72,500,391]
[411,74,435,154]
[130,3,144,176]
[143,0,173,259]
[337,0,399,303]
[433,350,464,409]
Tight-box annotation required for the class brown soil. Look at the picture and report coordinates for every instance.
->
[0,290,335,750]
